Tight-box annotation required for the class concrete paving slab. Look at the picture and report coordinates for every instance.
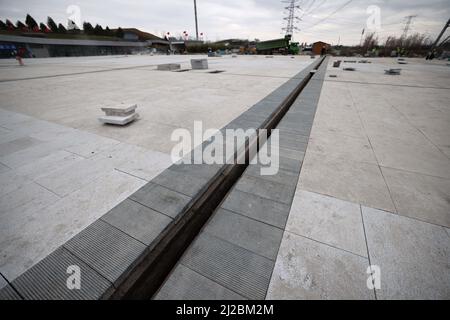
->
[14,150,84,181]
[267,231,373,300]
[0,140,67,169]
[35,158,114,197]
[155,264,246,300]
[64,220,146,285]
[221,189,290,229]
[92,142,172,181]
[0,170,32,197]
[0,274,7,290]
[0,182,59,224]
[130,182,192,218]
[0,136,44,157]
[0,162,9,174]
[381,167,450,227]
[235,175,296,205]
[61,131,121,158]
[11,247,112,300]
[204,209,284,260]
[362,206,450,299]
[369,134,450,179]
[181,232,274,300]
[169,163,223,181]
[287,190,367,257]
[101,199,172,246]
[151,167,209,197]
[0,285,22,300]
[299,151,396,213]
[245,165,299,187]
[308,131,377,164]
[0,170,144,282]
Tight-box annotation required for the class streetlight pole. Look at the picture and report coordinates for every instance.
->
[194,0,199,40]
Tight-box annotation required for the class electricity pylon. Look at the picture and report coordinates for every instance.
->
[282,0,301,37]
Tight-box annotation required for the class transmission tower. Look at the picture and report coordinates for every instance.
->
[282,0,301,37]
[402,15,417,39]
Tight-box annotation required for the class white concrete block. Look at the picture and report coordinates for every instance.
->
[191,59,208,70]
[98,112,139,126]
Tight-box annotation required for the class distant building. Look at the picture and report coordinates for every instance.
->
[0,28,170,58]
[312,41,330,55]
[113,28,162,42]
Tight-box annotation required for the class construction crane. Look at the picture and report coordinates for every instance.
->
[427,18,450,59]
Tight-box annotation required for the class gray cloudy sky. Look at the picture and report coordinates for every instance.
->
[0,0,449,44]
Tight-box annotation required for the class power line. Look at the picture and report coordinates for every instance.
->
[300,0,354,31]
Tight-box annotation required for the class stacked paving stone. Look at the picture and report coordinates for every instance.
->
[98,104,139,126]
[0,57,328,300]
[190,59,208,70]
[157,63,181,71]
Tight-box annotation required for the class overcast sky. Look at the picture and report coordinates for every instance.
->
[0,0,449,45]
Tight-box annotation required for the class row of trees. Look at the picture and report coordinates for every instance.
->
[355,32,434,57]
[0,14,124,38]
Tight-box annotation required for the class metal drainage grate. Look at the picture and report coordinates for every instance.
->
[209,70,225,74]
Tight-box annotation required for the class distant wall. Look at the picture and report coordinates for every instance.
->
[0,34,151,58]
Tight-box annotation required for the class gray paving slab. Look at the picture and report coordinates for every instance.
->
[362,206,450,299]
[0,274,7,290]
[287,190,367,257]
[169,162,223,181]
[0,136,43,157]
[276,122,314,137]
[278,134,309,152]
[235,175,296,205]
[204,208,284,260]
[245,165,299,187]
[101,199,172,246]
[277,155,303,174]
[221,189,290,229]
[267,231,373,300]
[0,162,9,174]
[278,146,305,161]
[181,232,274,300]
[0,285,22,300]
[64,220,146,285]
[151,167,209,197]
[223,118,262,132]
[11,247,112,300]
[154,264,246,300]
[130,182,192,218]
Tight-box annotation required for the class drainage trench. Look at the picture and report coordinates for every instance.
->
[110,56,327,300]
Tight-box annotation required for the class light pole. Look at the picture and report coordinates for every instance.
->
[194,0,199,40]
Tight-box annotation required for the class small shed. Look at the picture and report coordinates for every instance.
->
[312,41,330,55]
